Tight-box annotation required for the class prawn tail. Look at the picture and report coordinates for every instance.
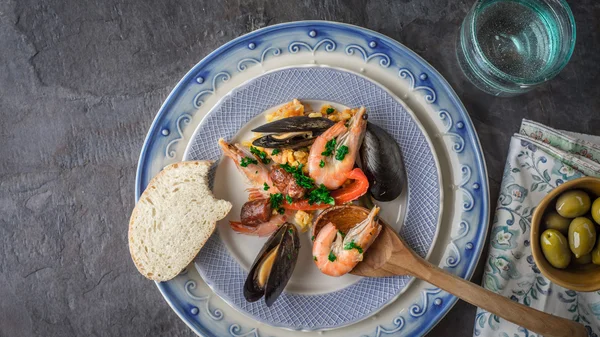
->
[230,220,281,237]
[247,188,265,201]
[230,221,258,235]
[218,138,236,156]
[367,206,381,222]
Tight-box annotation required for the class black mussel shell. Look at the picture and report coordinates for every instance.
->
[252,133,317,149]
[264,224,300,306]
[252,116,334,133]
[243,223,300,306]
[359,123,405,201]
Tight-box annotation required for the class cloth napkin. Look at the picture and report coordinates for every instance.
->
[473,119,600,337]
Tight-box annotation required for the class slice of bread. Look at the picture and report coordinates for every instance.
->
[129,161,232,281]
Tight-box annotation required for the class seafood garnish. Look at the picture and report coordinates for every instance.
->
[312,206,381,277]
[360,123,405,201]
[244,223,300,306]
[308,107,367,190]
[218,138,278,195]
[252,116,335,149]
[229,213,288,237]
[252,116,334,133]
[218,101,398,249]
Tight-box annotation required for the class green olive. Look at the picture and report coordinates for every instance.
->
[543,211,571,234]
[592,197,600,225]
[556,190,591,218]
[572,253,592,265]
[568,217,597,258]
[592,237,600,265]
[540,229,571,269]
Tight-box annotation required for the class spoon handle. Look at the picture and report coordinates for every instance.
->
[400,258,588,337]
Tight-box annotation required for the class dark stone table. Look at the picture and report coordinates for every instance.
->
[1,0,598,336]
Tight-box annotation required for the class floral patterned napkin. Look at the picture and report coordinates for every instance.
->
[473,119,600,337]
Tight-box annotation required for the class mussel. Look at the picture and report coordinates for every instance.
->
[359,123,406,201]
[243,223,300,306]
[251,116,334,149]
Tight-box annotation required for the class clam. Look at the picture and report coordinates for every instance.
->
[359,123,405,201]
[243,223,300,306]
[251,116,334,149]
[312,205,376,238]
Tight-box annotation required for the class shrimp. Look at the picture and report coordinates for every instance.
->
[312,206,381,277]
[218,138,279,195]
[230,213,290,237]
[307,107,367,190]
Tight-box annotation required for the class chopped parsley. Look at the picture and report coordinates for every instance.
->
[271,148,280,155]
[277,207,285,214]
[338,230,346,238]
[286,195,293,204]
[263,182,269,191]
[240,157,258,167]
[269,193,283,210]
[321,139,336,156]
[326,107,335,114]
[288,228,293,234]
[250,146,270,164]
[343,240,363,254]
[335,145,349,161]
[313,256,317,261]
[319,160,325,168]
[308,184,335,205]
[280,163,296,173]
[295,173,314,189]
[280,163,315,189]
[287,253,291,260]
[328,251,337,262]
[311,235,315,242]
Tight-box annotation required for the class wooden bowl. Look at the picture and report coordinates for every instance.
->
[530,177,600,291]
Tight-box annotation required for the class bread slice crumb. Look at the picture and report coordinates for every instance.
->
[129,161,231,281]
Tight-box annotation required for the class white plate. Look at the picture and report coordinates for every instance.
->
[135,21,490,337]
[184,65,442,330]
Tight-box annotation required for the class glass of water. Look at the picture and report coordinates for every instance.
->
[457,0,576,96]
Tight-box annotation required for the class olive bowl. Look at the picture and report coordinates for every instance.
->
[531,177,600,292]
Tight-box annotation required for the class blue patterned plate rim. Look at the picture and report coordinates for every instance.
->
[184,64,443,330]
[134,20,491,337]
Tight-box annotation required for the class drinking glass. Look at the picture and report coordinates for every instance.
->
[456,0,576,96]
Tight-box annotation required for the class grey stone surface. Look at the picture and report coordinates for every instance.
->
[0,0,598,336]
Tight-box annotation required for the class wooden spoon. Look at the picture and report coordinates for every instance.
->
[351,222,588,337]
